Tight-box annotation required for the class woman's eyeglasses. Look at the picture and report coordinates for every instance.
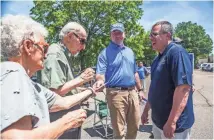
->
[34,43,49,54]
[27,39,49,54]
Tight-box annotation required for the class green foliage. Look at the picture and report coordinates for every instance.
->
[139,31,157,65]
[174,21,213,65]
[30,1,145,70]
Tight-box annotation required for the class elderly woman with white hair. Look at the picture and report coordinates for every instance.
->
[0,15,96,139]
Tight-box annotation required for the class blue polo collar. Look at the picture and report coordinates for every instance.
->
[158,42,174,57]
[110,41,125,50]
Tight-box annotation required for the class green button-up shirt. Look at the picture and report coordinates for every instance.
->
[38,43,77,95]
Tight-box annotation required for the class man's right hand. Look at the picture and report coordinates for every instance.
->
[62,109,87,129]
[93,80,105,92]
[79,68,95,82]
[141,110,149,125]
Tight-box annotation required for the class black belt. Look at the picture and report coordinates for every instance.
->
[107,86,135,90]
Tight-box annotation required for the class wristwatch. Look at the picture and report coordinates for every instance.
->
[87,87,96,96]
[138,89,143,92]
[81,87,96,103]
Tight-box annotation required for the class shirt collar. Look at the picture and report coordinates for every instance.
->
[58,42,67,52]
[158,42,174,57]
[58,42,71,57]
[110,41,125,49]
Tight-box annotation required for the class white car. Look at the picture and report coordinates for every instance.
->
[200,63,209,71]
[204,63,214,72]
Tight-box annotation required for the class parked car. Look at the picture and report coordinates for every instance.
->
[200,63,209,71]
[196,64,201,69]
[204,63,214,72]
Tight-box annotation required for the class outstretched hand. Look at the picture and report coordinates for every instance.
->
[79,68,95,82]
[63,109,87,129]
[93,80,105,92]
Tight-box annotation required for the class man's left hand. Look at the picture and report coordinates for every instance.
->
[163,121,176,139]
[192,84,195,93]
[139,90,146,99]
[80,68,95,82]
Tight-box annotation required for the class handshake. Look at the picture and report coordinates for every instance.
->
[78,67,95,82]
[61,68,106,131]
[77,67,105,93]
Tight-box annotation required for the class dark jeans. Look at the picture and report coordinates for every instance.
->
[50,104,81,139]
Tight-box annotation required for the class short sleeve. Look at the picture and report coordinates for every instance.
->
[96,50,107,74]
[36,84,56,109]
[1,70,39,131]
[170,51,192,87]
[41,54,68,89]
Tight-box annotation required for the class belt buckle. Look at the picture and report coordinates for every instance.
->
[127,86,134,90]
[115,87,122,90]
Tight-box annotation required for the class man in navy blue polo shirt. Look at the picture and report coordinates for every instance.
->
[93,23,143,139]
[141,21,194,139]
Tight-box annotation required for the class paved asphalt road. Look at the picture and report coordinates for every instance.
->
[80,70,213,139]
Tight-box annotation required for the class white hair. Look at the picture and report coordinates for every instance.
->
[1,15,48,59]
[59,22,86,40]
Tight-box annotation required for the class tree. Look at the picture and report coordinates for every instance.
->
[174,21,213,65]
[30,1,145,71]
[140,31,157,66]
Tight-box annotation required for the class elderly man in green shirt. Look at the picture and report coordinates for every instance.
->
[39,22,94,139]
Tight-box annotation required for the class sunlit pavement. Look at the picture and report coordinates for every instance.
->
[81,70,213,139]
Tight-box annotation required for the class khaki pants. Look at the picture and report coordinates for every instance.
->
[140,79,146,91]
[106,88,140,139]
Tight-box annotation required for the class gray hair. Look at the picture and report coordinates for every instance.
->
[152,21,173,39]
[1,15,48,59]
[59,22,86,40]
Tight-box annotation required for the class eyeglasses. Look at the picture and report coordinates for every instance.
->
[27,39,49,54]
[150,31,168,38]
[34,43,49,55]
[73,32,87,45]
[150,32,162,38]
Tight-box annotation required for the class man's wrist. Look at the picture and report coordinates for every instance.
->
[81,88,95,103]
[138,88,143,92]
[97,79,104,83]
[78,75,85,81]
[167,115,177,125]
[87,87,96,96]
[166,119,176,125]
[143,109,149,114]
[60,115,73,131]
